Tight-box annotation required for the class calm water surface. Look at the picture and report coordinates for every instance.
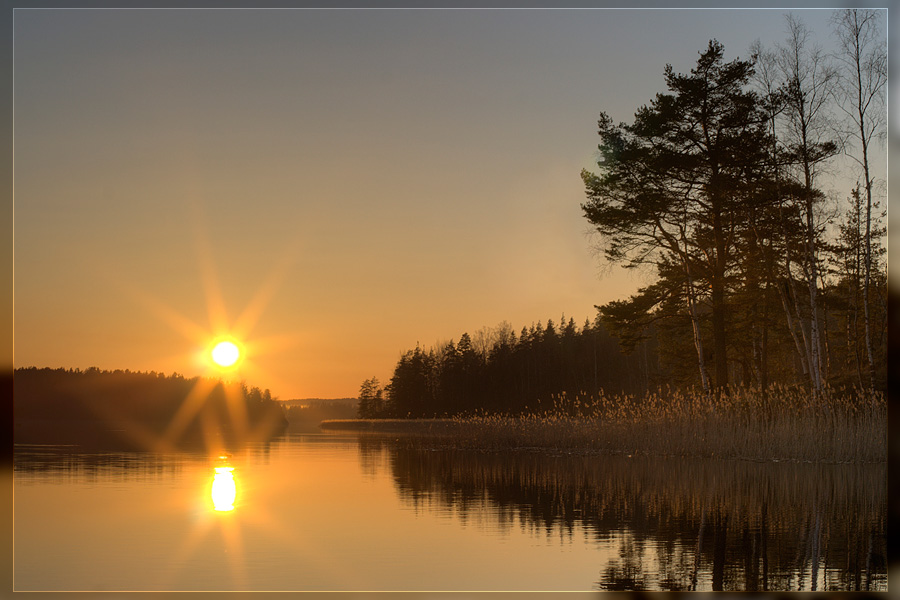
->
[13,433,887,591]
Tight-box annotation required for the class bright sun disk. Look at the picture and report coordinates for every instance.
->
[211,340,241,367]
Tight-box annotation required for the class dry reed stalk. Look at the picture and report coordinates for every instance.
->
[440,386,886,463]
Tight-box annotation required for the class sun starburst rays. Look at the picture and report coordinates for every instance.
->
[229,246,299,340]
[158,377,219,452]
[110,208,303,456]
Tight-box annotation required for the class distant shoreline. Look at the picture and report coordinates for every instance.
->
[320,419,464,434]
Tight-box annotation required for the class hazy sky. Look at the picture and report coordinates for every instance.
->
[12,6,887,399]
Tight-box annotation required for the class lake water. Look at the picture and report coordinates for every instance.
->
[13,433,887,592]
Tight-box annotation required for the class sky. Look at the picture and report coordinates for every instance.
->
[11,5,889,399]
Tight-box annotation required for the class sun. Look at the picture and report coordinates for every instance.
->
[211,340,242,368]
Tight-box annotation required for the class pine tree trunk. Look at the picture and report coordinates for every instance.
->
[712,206,729,390]
[679,227,711,394]
[758,281,770,393]
[686,275,711,394]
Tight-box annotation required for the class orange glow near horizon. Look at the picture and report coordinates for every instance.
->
[87,218,307,454]
[113,214,305,402]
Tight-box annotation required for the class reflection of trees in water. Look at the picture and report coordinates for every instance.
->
[15,438,284,482]
[359,437,886,591]
[356,436,397,480]
[600,531,649,590]
[13,446,185,481]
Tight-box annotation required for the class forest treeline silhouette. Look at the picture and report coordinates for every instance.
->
[14,367,287,450]
[358,316,657,418]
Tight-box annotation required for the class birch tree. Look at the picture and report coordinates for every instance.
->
[831,8,887,388]
[775,14,840,393]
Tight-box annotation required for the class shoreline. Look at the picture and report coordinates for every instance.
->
[318,416,886,465]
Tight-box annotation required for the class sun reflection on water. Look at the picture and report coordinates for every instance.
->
[211,459,237,512]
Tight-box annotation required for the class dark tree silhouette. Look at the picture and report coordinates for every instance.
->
[582,40,772,391]
[14,367,286,450]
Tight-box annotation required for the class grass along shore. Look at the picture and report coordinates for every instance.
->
[319,386,886,464]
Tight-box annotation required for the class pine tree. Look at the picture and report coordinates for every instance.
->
[582,40,771,390]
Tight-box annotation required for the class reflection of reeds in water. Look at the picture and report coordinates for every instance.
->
[358,437,886,591]
[441,386,886,463]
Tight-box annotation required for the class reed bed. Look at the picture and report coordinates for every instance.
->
[325,386,886,464]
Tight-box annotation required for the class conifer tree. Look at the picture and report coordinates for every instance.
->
[582,40,771,390]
